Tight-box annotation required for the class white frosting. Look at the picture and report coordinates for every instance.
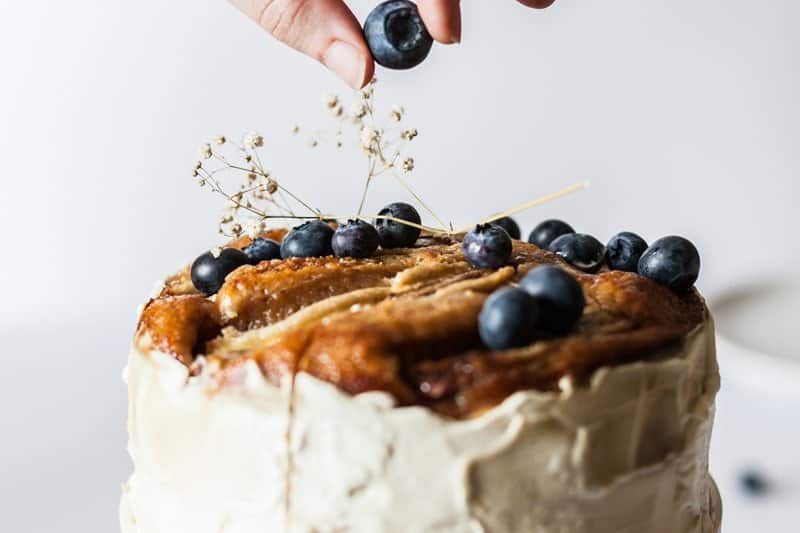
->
[121,320,721,533]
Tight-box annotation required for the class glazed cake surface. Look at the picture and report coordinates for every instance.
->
[121,231,721,532]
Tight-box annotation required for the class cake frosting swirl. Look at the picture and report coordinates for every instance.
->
[121,231,721,532]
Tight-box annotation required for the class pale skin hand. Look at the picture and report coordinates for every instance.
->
[229,0,557,89]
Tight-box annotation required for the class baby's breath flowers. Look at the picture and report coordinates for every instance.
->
[299,78,450,230]
[192,130,327,238]
[191,77,589,241]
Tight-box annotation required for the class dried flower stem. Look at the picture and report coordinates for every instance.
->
[459,181,591,233]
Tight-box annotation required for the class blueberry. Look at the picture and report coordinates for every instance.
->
[528,219,575,249]
[548,233,606,272]
[491,217,521,240]
[332,220,380,258]
[606,232,648,272]
[637,236,700,292]
[375,202,421,248]
[463,224,513,269]
[478,287,539,350]
[364,1,433,70]
[190,248,249,296]
[243,238,281,264]
[520,265,585,335]
[280,221,335,259]
[739,469,770,496]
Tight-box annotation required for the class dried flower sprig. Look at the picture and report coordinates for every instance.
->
[191,78,589,241]
[302,78,450,231]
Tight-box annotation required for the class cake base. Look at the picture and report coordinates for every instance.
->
[121,319,720,532]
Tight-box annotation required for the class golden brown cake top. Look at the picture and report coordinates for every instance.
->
[135,229,706,418]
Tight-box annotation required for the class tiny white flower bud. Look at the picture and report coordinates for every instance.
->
[401,128,418,141]
[199,143,213,159]
[323,94,339,108]
[390,105,404,122]
[244,132,264,149]
[349,102,368,119]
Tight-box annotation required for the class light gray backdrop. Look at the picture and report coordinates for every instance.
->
[1,1,798,531]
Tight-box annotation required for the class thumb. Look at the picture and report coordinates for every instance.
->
[230,0,375,89]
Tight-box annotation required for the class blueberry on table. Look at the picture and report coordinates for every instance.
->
[332,220,380,258]
[606,232,648,272]
[191,248,250,296]
[243,238,281,264]
[528,219,575,249]
[739,469,770,496]
[478,287,539,350]
[463,224,513,269]
[375,202,422,248]
[363,0,434,70]
[491,216,521,240]
[280,221,335,259]
[548,233,606,272]
[520,265,585,335]
[637,236,700,292]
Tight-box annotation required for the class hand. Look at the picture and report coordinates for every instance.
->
[229,0,556,89]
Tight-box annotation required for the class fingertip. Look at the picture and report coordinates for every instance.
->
[360,59,376,90]
[323,40,375,90]
[417,0,461,45]
[517,0,557,8]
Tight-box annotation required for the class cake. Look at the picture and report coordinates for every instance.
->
[120,227,721,532]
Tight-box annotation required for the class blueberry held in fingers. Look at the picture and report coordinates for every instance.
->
[332,220,380,259]
[280,221,335,259]
[492,216,521,240]
[637,236,700,292]
[528,219,575,249]
[606,232,648,272]
[548,233,606,272]
[463,224,513,269]
[478,287,539,350]
[364,1,434,70]
[520,265,585,335]
[375,202,421,248]
[191,248,250,296]
[243,238,281,265]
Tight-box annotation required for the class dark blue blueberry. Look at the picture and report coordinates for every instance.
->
[190,248,249,296]
[243,238,281,264]
[548,233,606,272]
[606,232,648,272]
[491,216,521,240]
[332,220,380,258]
[528,219,575,249]
[478,287,539,350]
[375,202,421,248]
[463,224,513,269]
[739,469,769,496]
[637,236,700,292]
[280,221,335,259]
[520,265,585,335]
[364,1,433,70]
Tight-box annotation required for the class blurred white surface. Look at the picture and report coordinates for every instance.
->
[0,0,798,531]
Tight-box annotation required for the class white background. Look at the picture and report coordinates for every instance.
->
[1,1,798,531]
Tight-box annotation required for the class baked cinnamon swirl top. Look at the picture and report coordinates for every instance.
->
[135,229,706,418]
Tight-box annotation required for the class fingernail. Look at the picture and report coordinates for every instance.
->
[323,41,369,90]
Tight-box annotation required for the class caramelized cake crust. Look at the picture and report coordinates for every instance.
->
[135,232,706,418]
